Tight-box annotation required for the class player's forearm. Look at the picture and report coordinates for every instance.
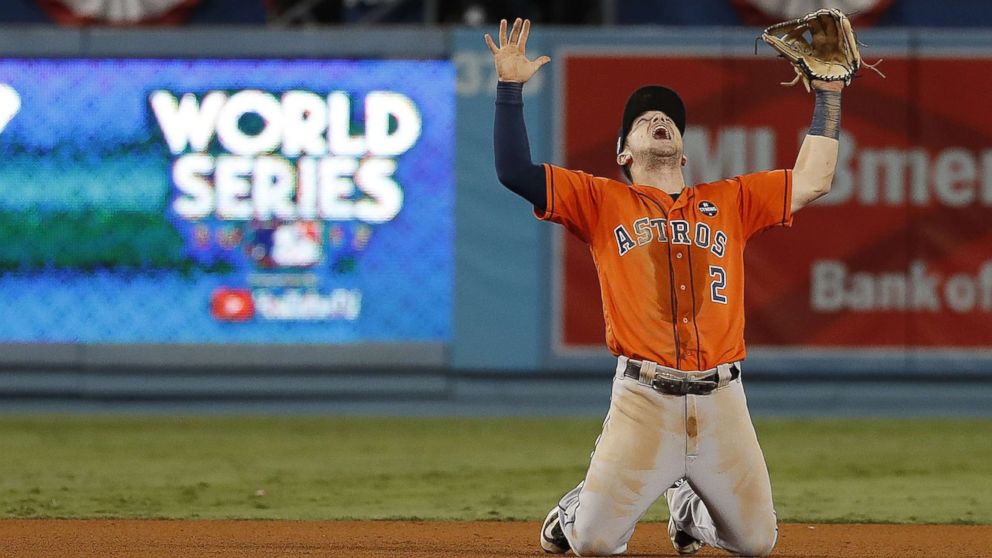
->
[494,81,547,211]
[792,89,841,210]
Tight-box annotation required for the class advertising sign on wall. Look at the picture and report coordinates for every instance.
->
[555,53,992,357]
[0,59,454,343]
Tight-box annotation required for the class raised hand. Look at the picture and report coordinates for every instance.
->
[484,18,551,84]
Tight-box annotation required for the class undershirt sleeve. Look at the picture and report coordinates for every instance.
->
[493,81,547,212]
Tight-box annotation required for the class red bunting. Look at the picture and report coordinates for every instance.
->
[731,0,894,27]
[35,0,200,26]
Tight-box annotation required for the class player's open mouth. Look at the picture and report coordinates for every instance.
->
[652,126,670,140]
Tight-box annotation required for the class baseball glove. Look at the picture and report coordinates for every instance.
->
[760,8,883,91]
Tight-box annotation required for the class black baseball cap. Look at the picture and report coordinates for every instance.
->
[616,85,686,180]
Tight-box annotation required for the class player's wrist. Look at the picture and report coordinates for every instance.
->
[809,88,842,139]
[496,81,524,105]
[811,80,844,93]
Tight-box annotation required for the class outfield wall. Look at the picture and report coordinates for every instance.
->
[1,26,991,380]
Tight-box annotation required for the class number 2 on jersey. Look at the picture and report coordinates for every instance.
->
[709,266,727,304]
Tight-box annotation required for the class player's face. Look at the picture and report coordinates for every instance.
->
[626,110,683,162]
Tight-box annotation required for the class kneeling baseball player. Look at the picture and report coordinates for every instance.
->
[486,13,852,557]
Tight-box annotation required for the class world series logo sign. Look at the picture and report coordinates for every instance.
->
[151,89,419,224]
[149,87,423,322]
[0,59,454,343]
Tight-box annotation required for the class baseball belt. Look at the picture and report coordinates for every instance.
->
[622,358,741,396]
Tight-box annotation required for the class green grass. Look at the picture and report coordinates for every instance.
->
[0,417,988,523]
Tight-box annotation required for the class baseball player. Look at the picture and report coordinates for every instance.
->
[485,18,844,557]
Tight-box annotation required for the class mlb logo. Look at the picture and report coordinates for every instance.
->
[248,221,323,268]
[272,221,322,267]
[211,288,254,322]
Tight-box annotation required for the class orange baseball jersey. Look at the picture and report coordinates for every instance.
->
[538,164,793,371]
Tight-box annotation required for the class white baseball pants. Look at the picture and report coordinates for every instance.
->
[555,357,778,557]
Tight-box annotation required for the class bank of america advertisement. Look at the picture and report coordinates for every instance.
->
[0,59,454,343]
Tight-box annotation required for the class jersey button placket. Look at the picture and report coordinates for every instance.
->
[669,197,692,368]
[672,197,697,369]
[673,244,695,368]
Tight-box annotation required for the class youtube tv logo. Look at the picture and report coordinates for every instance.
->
[211,288,254,322]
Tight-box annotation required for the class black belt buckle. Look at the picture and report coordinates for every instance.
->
[650,373,717,396]
[649,374,693,396]
[649,374,669,394]
[630,360,735,396]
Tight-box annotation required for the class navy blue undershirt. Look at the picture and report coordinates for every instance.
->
[494,81,547,212]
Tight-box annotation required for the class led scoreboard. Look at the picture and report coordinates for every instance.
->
[0,59,454,343]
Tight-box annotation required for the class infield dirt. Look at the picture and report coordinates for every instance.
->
[0,520,989,557]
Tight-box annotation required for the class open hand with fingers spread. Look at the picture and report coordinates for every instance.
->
[484,18,551,84]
